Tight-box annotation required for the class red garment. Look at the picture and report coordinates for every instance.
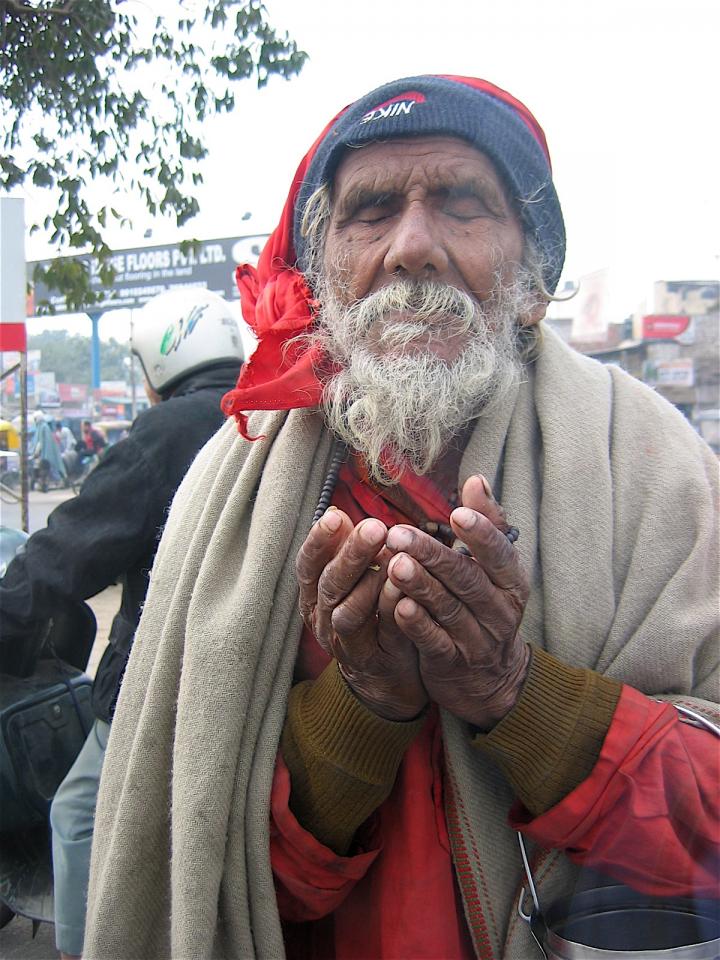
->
[273,710,475,960]
[270,467,720,959]
[83,426,106,454]
[277,464,476,959]
[272,687,719,959]
[512,686,720,898]
[219,112,344,438]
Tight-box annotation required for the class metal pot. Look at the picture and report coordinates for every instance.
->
[526,885,720,959]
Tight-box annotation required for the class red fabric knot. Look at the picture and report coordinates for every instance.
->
[221,106,348,440]
[222,256,323,439]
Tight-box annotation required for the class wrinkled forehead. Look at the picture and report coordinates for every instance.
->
[329,135,512,205]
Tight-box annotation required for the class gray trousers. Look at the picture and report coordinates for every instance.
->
[50,719,109,956]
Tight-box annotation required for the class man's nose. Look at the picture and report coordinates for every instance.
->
[383,205,449,278]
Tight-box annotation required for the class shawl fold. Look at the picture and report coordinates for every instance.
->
[85,328,719,960]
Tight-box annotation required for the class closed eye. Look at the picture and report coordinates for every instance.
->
[441,185,507,221]
[339,190,399,224]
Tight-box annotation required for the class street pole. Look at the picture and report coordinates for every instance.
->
[129,310,136,420]
[0,196,29,530]
[19,351,29,532]
[89,311,101,389]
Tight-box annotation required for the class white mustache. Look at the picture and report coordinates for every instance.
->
[344,280,478,340]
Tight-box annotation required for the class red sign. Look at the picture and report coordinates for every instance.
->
[642,315,691,339]
[0,322,27,352]
[100,404,125,417]
[58,383,89,402]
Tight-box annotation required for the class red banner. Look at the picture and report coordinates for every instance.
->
[58,383,89,402]
[0,322,27,352]
[642,315,691,340]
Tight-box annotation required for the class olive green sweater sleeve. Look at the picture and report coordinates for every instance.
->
[475,644,622,815]
[281,660,426,855]
[282,647,622,850]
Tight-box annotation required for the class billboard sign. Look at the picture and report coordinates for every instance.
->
[58,383,89,403]
[1,349,41,397]
[642,358,695,388]
[653,280,719,316]
[27,235,268,315]
[0,198,25,325]
[570,268,611,342]
[0,323,26,351]
[641,315,692,340]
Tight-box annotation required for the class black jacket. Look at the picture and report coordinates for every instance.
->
[0,362,241,721]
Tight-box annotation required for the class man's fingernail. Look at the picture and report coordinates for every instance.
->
[360,519,385,545]
[453,507,477,530]
[383,580,403,601]
[389,555,413,581]
[397,597,418,619]
[386,526,412,550]
[479,475,494,498]
[320,509,342,533]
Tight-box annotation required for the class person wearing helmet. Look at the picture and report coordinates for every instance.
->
[0,287,245,960]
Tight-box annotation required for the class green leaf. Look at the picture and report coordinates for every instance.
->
[32,164,55,188]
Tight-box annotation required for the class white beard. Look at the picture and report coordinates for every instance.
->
[309,277,530,483]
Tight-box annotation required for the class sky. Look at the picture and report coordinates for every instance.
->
[18,0,720,342]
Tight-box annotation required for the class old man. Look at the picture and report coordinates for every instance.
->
[84,76,718,960]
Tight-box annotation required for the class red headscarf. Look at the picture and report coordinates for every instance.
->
[220,110,347,438]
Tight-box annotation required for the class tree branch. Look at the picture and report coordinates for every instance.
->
[0,0,79,18]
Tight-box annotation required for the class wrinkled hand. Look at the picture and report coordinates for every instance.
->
[384,475,530,730]
[296,509,428,721]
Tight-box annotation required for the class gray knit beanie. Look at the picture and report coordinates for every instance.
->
[293,74,566,293]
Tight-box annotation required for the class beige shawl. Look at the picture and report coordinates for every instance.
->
[85,329,719,960]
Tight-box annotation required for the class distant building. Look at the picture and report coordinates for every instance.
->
[545,280,720,452]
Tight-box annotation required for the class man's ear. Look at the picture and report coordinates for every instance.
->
[520,299,548,328]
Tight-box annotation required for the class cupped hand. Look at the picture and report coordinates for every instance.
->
[295,508,428,721]
[384,475,530,730]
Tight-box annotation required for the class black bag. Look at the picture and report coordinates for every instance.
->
[0,659,94,834]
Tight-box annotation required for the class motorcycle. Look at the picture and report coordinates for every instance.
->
[29,455,69,494]
[62,446,99,495]
[0,527,96,933]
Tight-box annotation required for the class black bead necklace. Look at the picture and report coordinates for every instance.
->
[311,440,519,546]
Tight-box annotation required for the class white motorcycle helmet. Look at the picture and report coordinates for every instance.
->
[132,288,244,394]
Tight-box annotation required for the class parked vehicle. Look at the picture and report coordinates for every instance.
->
[0,526,96,933]
[0,422,22,505]
[0,420,20,454]
[0,452,21,505]
[91,419,133,446]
